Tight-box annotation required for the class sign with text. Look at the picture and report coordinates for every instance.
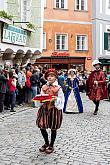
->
[51,52,70,57]
[2,24,27,45]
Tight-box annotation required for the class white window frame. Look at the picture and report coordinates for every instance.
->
[43,32,46,49]
[105,25,110,55]
[75,0,87,11]
[54,0,68,9]
[55,33,68,50]
[108,33,110,50]
[106,28,110,51]
[108,0,110,9]
[76,35,88,51]
[106,0,110,14]
[44,0,47,8]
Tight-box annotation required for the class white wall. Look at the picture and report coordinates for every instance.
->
[0,0,7,11]
[106,0,110,15]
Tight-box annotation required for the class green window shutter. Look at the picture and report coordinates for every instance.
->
[104,32,108,50]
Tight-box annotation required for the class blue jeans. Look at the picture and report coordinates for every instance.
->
[31,86,37,107]
[31,86,37,98]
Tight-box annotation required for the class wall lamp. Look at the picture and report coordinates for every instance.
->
[49,39,52,43]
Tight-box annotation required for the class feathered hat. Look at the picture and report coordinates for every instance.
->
[45,68,58,79]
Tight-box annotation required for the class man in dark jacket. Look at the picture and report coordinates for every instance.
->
[58,71,66,93]
[30,69,39,99]
[0,68,8,112]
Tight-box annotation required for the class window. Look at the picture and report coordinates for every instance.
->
[76,35,88,51]
[21,0,32,22]
[108,33,110,50]
[23,0,27,22]
[43,32,46,49]
[54,0,67,9]
[75,0,87,11]
[108,0,110,9]
[104,32,110,50]
[55,34,68,50]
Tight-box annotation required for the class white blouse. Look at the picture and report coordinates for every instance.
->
[39,81,65,111]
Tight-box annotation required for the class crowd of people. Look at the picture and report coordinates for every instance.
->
[0,61,110,114]
[0,63,46,113]
[0,62,89,113]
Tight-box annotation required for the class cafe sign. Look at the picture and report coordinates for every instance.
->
[2,24,27,45]
[51,52,70,57]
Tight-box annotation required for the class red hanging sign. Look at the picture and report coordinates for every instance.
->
[51,52,70,57]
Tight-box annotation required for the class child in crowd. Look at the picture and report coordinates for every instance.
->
[36,69,64,154]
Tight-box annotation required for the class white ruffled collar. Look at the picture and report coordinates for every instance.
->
[47,80,58,86]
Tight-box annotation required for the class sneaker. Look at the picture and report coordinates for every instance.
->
[4,107,11,110]
[93,111,97,115]
[18,104,23,106]
[39,144,49,152]
[10,110,16,112]
[45,146,54,154]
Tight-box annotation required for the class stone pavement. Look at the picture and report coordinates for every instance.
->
[0,93,110,165]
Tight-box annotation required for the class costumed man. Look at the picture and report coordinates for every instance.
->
[86,59,108,115]
[36,69,64,154]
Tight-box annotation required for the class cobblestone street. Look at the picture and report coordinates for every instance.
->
[0,93,110,165]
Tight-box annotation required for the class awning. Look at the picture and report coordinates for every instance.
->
[15,49,25,59]
[0,17,12,24]
[33,50,41,55]
[99,56,110,59]
[24,50,33,59]
[2,48,15,60]
[99,56,110,65]
[0,43,41,54]
[4,48,14,54]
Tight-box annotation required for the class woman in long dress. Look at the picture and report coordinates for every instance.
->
[63,69,83,113]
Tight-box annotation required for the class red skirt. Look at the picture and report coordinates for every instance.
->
[36,105,63,130]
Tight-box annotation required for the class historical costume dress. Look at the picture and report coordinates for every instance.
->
[35,68,64,154]
[86,59,108,115]
[86,69,108,101]
[63,69,83,113]
[36,81,64,129]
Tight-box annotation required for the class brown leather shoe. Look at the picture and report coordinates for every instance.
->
[45,146,54,154]
[39,144,48,152]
